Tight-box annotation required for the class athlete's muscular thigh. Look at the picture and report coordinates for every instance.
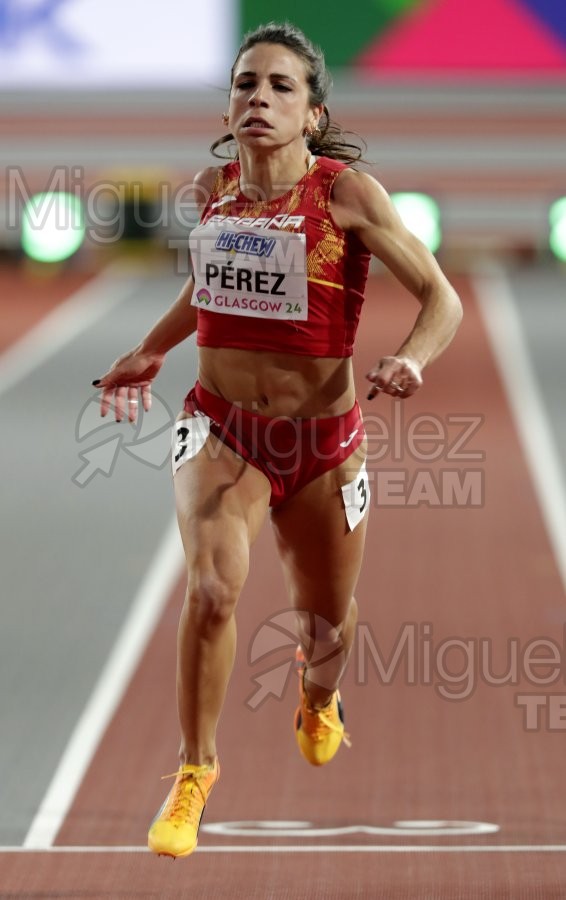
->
[173,410,271,581]
[270,439,369,621]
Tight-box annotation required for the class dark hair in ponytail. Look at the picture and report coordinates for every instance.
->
[210,21,366,165]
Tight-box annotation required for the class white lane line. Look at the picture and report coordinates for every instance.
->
[5,845,566,854]
[473,262,566,596]
[0,260,144,397]
[23,517,184,850]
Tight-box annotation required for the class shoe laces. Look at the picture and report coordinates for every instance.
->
[160,763,217,827]
[300,670,352,749]
[316,708,352,748]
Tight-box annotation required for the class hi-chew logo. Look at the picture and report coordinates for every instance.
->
[215,231,277,257]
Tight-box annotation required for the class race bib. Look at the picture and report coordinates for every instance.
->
[341,461,371,531]
[171,414,211,476]
[189,220,308,321]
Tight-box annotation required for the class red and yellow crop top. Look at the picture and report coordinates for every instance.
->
[189,156,371,358]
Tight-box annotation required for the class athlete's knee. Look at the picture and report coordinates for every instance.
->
[296,611,340,649]
[347,596,359,627]
[187,567,244,633]
[296,597,358,650]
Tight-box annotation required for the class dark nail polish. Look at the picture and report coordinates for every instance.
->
[92,379,101,386]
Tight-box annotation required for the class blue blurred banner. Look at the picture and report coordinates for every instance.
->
[0,0,235,86]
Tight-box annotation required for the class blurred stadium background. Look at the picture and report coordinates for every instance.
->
[1,0,565,266]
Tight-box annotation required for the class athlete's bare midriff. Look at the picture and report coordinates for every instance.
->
[197,346,356,418]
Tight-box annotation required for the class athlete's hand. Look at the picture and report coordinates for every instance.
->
[366,355,423,400]
[92,348,165,422]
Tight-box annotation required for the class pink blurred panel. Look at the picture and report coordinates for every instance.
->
[357,0,566,73]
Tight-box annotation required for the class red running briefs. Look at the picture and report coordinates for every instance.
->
[182,381,366,507]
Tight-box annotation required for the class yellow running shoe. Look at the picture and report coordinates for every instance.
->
[147,758,220,858]
[294,646,351,766]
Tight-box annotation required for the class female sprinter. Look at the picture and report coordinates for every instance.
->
[93,22,462,859]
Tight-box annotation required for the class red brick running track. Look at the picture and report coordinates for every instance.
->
[1,271,565,898]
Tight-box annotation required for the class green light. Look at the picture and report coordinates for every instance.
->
[22,192,85,262]
[549,198,566,262]
[391,193,441,253]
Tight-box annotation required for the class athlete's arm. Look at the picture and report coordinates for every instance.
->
[331,169,463,399]
[94,167,219,420]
